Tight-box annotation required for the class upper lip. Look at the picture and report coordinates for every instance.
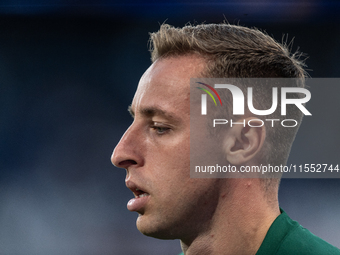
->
[126,180,149,198]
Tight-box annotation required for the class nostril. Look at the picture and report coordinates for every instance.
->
[118,159,138,168]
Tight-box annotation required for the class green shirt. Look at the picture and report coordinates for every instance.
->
[178,209,340,255]
[256,209,340,255]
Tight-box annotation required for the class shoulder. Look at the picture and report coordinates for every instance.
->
[257,209,340,255]
[276,224,340,255]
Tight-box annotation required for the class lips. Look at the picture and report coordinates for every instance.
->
[126,182,150,212]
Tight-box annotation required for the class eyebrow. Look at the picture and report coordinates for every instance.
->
[128,105,179,121]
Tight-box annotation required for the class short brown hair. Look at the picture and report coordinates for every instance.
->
[150,23,306,79]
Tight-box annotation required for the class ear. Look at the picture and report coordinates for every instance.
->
[224,117,266,165]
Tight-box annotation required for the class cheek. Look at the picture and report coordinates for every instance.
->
[149,131,190,174]
[149,144,191,204]
[144,129,191,200]
[154,148,190,184]
[164,142,190,179]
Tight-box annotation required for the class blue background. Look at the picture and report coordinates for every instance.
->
[0,1,339,254]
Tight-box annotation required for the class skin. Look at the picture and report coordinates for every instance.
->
[111,55,280,254]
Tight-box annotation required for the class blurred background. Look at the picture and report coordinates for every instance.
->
[0,1,339,254]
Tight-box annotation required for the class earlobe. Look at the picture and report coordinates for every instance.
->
[224,118,266,165]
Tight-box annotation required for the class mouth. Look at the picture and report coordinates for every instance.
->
[134,188,150,198]
[126,183,150,212]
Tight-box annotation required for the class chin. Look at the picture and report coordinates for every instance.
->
[136,214,178,240]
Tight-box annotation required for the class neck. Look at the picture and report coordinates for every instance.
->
[180,179,280,255]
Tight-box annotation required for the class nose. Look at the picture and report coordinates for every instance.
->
[111,123,143,169]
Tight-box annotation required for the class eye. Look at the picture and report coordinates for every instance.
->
[151,123,171,135]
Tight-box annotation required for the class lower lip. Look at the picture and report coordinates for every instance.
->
[127,195,150,212]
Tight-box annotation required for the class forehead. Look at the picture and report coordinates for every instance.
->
[131,55,206,115]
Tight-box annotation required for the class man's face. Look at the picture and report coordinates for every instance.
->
[111,55,222,239]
